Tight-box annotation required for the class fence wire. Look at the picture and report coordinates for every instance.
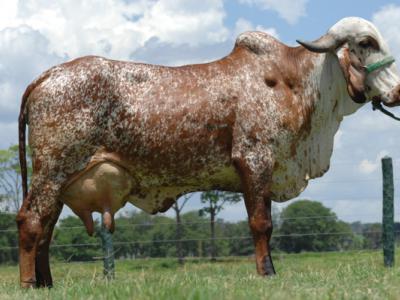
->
[1,207,396,233]
[0,229,394,251]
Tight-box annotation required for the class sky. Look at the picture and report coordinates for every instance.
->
[1,0,400,224]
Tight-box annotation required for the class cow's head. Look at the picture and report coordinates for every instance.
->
[297,17,400,107]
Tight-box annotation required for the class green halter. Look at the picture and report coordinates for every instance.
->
[365,56,395,74]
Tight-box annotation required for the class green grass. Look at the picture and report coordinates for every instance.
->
[1,250,400,300]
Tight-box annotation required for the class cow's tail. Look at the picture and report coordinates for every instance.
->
[19,85,32,200]
[19,70,53,202]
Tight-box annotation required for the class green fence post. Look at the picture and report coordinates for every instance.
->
[382,156,395,267]
[100,216,115,280]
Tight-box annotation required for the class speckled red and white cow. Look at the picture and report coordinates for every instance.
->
[17,17,400,287]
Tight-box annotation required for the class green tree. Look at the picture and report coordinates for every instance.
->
[111,210,211,260]
[52,216,100,261]
[199,191,242,260]
[114,210,176,258]
[147,215,175,258]
[222,220,253,256]
[362,223,382,249]
[113,214,145,259]
[278,200,355,253]
[113,211,157,259]
[0,212,18,264]
[0,145,32,212]
[180,211,209,257]
[172,194,191,264]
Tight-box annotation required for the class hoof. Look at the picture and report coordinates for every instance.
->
[265,255,276,276]
[21,279,36,289]
[36,282,53,289]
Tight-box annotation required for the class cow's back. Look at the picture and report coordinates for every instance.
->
[26,54,246,213]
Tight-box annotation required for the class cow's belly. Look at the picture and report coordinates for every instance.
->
[61,152,241,216]
[127,164,241,213]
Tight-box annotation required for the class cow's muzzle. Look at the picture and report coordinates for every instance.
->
[384,85,400,107]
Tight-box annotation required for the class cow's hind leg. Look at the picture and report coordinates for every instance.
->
[17,179,63,288]
[35,199,63,288]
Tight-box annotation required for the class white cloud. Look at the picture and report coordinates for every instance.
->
[0,1,18,29]
[233,18,279,39]
[358,150,389,175]
[0,25,62,119]
[234,18,254,36]
[373,4,400,62]
[358,159,379,175]
[134,0,229,49]
[0,0,228,60]
[238,0,308,24]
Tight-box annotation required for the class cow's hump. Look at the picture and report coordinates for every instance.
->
[235,31,280,55]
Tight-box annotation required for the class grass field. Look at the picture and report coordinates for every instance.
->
[1,250,400,300]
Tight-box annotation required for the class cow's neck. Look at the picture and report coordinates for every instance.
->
[307,51,364,169]
[270,51,364,200]
[290,50,365,145]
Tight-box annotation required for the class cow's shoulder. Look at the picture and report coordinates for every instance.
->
[234,31,282,55]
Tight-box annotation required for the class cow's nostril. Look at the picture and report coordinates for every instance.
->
[388,85,400,105]
[394,86,400,98]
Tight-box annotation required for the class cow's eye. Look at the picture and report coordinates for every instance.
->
[359,40,371,48]
[358,37,380,51]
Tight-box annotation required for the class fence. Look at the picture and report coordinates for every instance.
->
[0,215,400,252]
[0,157,397,267]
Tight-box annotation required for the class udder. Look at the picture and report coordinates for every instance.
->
[61,162,132,235]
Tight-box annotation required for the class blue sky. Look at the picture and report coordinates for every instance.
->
[1,0,400,223]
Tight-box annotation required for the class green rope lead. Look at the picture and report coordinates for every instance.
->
[365,56,395,74]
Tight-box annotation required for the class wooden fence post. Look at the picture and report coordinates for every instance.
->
[382,156,395,267]
[100,216,115,279]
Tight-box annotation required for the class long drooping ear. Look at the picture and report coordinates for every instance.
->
[336,47,367,103]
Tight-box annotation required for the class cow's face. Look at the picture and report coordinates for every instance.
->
[297,17,400,107]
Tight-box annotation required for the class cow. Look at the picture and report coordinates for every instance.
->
[17,17,400,288]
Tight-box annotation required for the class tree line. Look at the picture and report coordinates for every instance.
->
[1,199,397,264]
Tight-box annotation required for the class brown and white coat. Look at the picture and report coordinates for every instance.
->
[17,17,400,287]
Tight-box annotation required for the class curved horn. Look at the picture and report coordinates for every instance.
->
[296,33,343,53]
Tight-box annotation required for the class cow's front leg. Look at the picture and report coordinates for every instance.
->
[234,157,276,276]
[246,195,276,276]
